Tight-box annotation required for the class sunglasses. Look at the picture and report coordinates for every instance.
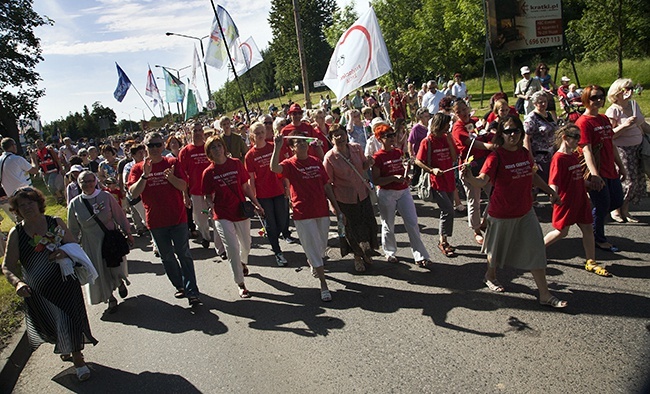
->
[590,95,605,101]
[502,128,522,135]
[566,133,581,139]
[146,142,163,148]
[382,133,397,138]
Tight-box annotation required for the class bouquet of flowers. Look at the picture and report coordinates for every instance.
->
[31,225,65,252]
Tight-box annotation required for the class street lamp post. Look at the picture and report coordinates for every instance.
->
[121,112,133,133]
[166,32,212,102]
[135,106,146,122]
[155,64,191,119]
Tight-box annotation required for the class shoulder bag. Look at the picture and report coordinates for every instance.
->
[515,78,534,115]
[416,139,434,202]
[82,197,130,267]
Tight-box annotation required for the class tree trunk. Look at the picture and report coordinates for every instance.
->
[0,99,23,155]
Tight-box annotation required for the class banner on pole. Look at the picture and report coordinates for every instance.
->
[204,5,240,70]
[113,63,132,102]
[322,7,392,101]
[162,67,185,103]
[235,36,264,76]
[145,66,163,107]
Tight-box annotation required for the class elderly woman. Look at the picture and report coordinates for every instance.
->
[576,85,627,252]
[245,122,289,266]
[323,124,379,272]
[2,187,97,380]
[372,124,432,267]
[524,91,558,206]
[462,116,567,308]
[203,135,263,298]
[605,78,647,223]
[68,170,134,313]
[271,131,343,302]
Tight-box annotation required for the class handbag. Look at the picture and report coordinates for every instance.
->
[222,171,256,219]
[515,78,534,114]
[82,197,130,268]
[416,139,434,202]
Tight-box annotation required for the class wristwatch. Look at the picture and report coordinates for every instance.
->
[141,175,149,179]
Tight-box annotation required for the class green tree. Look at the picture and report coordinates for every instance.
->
[567,0,650,77]
[268,0,337,92]
[0,0,52,153]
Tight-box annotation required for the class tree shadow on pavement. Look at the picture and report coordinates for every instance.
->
[52,363,201,393]
[126,259,166,276]
[100,295,227,336]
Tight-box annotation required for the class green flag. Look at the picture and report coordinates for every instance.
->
[185,89,198,120]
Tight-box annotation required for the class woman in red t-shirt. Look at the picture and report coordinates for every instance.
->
[415,113,458,257]
[372,124,432,267]
[543,124,610,277]
[270,131,343,302]
[575,85,626,252]
[244,122,289,267]
[462,115,567,308]
[203,135,264,299]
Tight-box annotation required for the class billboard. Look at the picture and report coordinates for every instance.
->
[486,0,563,52]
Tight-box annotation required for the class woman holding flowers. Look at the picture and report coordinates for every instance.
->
[2,187,97,381]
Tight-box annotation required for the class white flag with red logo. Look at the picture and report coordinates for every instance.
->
[235,36,264,76]
[323,7,392,101]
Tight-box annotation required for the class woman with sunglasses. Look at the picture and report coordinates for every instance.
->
[3,187,97,381]
[534,63,558,120]
[372,124,432,267]
[605,78,646,224]
[462,116,566,308]
[543,124,610,277]
[575,85,626,252]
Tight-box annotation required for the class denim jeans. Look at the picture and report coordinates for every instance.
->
[150,223,198,297]
[588,177,624,243]
[258,194,288,254]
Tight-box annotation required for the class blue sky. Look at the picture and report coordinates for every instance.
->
[32,0,367,124]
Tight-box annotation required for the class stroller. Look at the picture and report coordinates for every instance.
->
[557,88,584,126]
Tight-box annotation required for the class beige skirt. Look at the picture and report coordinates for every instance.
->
[481,209,547,271]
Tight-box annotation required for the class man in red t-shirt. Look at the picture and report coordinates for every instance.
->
[128,132,201,306]
[178,123,226,256]
[280,103,327,161]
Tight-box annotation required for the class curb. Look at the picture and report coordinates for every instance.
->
[0,324,32,393]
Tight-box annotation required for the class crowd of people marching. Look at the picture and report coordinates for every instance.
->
[2,67,648,381]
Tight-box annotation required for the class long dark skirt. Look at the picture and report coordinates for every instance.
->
[338,196,379,258]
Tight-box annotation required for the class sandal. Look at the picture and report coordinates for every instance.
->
[76,365,91,382]
[415,259,433,268]
[437,242,455,257]
[474,233,484,245]
[354,256,366,272]
[320,289,332,302]
[484,278,505,292]
[238,286,251,299]
[625,215,639,223]
[585,259,612,277]
[539,296,568,308]
[242,264,249,276]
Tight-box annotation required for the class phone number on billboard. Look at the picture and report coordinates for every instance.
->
[526,36,561,46]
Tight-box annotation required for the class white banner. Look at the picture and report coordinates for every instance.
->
[235,36,264,76]
[322,7,392,101]
[204,5,240,69]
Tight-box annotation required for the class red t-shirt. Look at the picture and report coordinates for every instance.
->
[244,143,284,199]
[280,122,328,160]
[416,135,456,192]
[178,143,211,195]
[485,107,519,123]
[279,155,329,220]
[104,187,124,207]
[202,158,250,222]
[481,148,534,219]
[576,114,618,179]
[451,118,490,163]
[373,148,408,191]
[127,157,188,229]
[548,151,592,230]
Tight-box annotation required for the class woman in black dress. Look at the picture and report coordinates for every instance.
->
[2,187,97,381]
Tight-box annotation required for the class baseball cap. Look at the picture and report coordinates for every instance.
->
[287,103,303,114]
[520,66,531,75]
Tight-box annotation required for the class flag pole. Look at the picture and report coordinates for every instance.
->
[209,0,251,124]
[131,84,157,118]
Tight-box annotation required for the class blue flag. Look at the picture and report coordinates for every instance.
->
[113,63,132,102]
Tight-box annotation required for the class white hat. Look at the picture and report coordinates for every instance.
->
[520,66,531,75]
[561,76,570,82]
[66,164,85,176]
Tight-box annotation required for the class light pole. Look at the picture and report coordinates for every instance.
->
[135,106,146,122]
[155,64,191,118]
[121,112,133,133]
[166,32,212,101]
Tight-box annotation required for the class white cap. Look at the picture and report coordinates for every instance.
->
[520,66,531,75]
[561,76,570,82]
[66,164,85,176]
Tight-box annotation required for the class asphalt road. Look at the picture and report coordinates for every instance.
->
[10,194,650,393]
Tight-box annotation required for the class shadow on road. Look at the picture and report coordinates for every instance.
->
[51,363,201,393]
